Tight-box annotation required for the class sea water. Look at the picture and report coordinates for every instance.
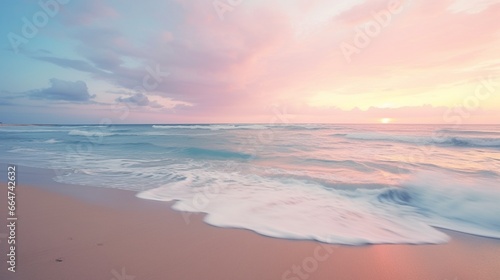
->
[1,124,499,244]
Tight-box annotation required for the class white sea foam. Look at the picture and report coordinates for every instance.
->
[137,170,500,245]
[151,124,331,131]
[0,129,62,133]
[340,132,500,147]
[8,147,41,153]
[68,130,114,137]
[152,124,270,130]
[43,139,61,144]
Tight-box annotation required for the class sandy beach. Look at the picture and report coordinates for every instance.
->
[2,0,500,278]
[0,165,499,280]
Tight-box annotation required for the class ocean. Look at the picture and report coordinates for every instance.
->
[1,124,500,245]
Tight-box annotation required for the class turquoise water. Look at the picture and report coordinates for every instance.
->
[1,124,500,244]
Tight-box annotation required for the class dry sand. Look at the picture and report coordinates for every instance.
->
[1,167,500,280]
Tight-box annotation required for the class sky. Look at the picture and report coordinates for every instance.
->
[0,0,499,124]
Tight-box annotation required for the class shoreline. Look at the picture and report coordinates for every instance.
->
[1,164,500,279]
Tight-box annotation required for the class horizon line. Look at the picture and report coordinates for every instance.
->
[1,123,499,126]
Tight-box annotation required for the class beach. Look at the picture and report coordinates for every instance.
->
[1,165,500,280]
[2,0,500,278]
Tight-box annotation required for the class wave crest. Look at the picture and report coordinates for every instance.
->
[335,132,500,148]
[68,130,114,137]
[137,170,500,245]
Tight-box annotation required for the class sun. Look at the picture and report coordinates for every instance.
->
[380,118,392,124]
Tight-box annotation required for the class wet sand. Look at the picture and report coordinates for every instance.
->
[1,165,500,280]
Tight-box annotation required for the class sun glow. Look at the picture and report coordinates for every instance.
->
[380,118,392,124]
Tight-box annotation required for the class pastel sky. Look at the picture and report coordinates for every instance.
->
[0,0,499,124]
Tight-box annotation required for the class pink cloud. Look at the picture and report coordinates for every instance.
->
[32,0,500,123]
